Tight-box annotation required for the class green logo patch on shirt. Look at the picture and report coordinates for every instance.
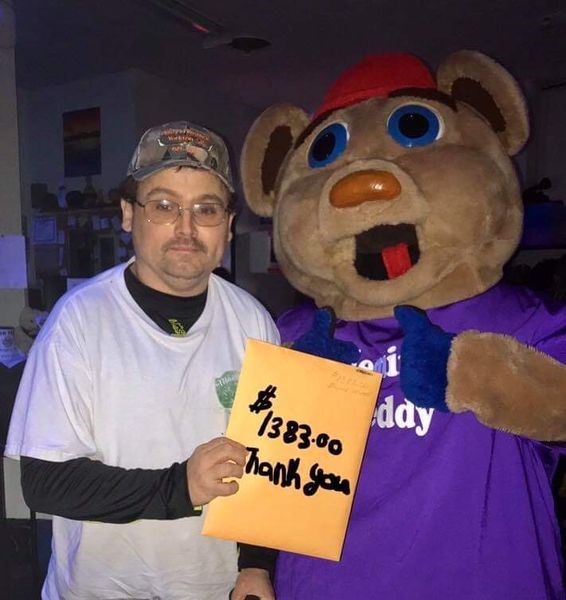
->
[215,370,240,409]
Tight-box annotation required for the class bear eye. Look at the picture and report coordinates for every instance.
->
[387,104,443,148]
[308,123,349,168]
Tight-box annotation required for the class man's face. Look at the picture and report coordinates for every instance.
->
[121,167,234,296]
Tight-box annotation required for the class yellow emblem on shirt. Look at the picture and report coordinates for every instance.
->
[168,319,187,336]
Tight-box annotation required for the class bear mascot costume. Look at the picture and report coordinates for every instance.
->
[240,51,566,599]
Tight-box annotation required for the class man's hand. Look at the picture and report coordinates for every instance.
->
[230,568,275,600]
[186,437,247,507]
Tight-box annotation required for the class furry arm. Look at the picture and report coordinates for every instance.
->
[447,331,566,441]
[396,305,566,441]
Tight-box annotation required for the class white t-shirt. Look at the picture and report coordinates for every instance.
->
[5,262,280,600]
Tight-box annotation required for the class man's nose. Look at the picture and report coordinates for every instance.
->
[174,207,196,234]
[329,170,401,208]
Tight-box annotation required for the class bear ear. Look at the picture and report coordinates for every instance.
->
[437,50,529,156]
[241,104,310,217]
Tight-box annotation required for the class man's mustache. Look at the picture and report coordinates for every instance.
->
[164,236,207,252]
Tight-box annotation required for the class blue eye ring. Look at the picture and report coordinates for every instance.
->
[308,122,349,168]
[387,104,443,148]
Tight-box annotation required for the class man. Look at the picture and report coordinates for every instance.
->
[6,121,278,599]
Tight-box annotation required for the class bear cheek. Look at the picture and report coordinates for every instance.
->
[275,190,333,280]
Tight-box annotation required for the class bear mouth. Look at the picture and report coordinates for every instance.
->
[354,224,420,280]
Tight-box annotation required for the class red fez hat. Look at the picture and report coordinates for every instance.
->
[313,53,436,119]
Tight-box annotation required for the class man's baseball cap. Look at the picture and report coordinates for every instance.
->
[127,121,234,191]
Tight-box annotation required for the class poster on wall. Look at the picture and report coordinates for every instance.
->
[63,107,101,177]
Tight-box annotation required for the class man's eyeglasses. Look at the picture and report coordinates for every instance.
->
[134,199,230,227]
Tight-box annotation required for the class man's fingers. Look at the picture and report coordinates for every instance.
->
[213,479,239,497]
[207,444,247,467]
[214,461,244,481]
[186,437,249,505]
[194,437,247,466]
[198,461,244,490]
[197,436,246,454]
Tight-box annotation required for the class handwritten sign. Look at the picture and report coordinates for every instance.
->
[202,339,382,561]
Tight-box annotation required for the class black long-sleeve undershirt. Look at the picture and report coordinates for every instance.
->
[20,456,199,523]
[20,456,277,574]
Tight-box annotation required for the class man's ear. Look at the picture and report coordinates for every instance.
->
[240,103,309,217]
[227,212,235,242]
[437,50,529,156]
[121,199,133,232]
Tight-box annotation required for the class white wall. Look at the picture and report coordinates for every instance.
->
[19,67,264,200]
[19,70,138,210]
[133,69,258,166]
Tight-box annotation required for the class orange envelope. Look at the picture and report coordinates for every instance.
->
[202,339,382,561]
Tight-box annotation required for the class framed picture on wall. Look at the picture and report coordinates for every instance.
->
[63,107,101,177]
[33,215,58,245]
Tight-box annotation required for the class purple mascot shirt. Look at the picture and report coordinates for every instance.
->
[275,283,566,600]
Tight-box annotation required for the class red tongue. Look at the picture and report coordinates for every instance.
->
[382,242,412,279]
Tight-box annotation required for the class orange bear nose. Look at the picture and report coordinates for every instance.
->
[329,170,401,208]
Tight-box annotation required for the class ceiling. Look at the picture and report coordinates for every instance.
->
[13,0,566,112]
